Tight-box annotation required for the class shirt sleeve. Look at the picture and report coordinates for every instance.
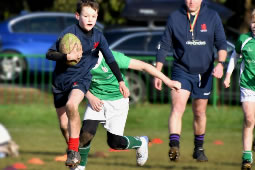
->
[46,49,67,61]
[99,34,123,82]
[226,50,240,74]
[112,51,131,69]
[99,33,115,64]
[214,13,227,51]
[156,16,173,64]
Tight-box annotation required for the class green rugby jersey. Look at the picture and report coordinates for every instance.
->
[89,51,131,100]
[235,32,255,91]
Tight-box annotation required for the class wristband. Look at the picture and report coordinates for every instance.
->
[218,61,225,66]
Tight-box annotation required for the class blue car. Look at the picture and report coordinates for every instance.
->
[0,11,104,81]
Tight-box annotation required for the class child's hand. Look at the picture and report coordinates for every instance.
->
[89,95,103,112]
[223,77,231,88]
[154,77,162,90]
[223,73,231,88]
[166,80,181,91]
[119,81,130,98]
[86,91,103,112]
[67,43,83,62]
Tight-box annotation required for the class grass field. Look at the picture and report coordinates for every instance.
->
[0,101,245,170]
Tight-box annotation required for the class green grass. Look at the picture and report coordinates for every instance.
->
[0,102,245,170]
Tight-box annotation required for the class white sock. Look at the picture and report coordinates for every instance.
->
[69,166,85,170]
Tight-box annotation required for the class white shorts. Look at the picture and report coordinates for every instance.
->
[240,86,255,102]
[83,98,129,136]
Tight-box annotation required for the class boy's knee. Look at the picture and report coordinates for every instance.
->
[245,118,255,128]
[66,101,78,116]
[79,120,99,147]
[80,131,94,147]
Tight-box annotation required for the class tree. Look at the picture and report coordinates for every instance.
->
[0,0,24,21]
[51,0,76,13]
[225,0,254,34]
[97,0,126,25]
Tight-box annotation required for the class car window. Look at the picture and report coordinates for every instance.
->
[112,33,163,55]
[11,19,28,33]
[114,36,147,51]
[12,16,62,34]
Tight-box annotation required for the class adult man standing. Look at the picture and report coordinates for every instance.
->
[154,0,227,162]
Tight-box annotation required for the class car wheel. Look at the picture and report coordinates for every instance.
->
[125,72,146,104]
[0,51,26,81]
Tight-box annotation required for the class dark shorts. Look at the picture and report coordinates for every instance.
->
[171,67,213,99]
[53,78,91,108]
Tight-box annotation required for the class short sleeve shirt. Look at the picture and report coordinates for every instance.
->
[89,51,131,100]
[235,32,255,91]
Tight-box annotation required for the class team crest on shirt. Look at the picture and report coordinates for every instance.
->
[101,66,108,72]
[247,47,253,52]
[72,81,79,88]
[91,42,99,52]
[200,24,207,32]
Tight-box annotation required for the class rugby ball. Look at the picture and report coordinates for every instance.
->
[59,33,82,66]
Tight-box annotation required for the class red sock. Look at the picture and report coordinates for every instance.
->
[68,137,79,152]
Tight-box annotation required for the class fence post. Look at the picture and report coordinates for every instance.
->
[212,77,219,107]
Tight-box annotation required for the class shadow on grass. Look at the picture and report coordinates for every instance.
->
[89,159,240,169]
[19,150,64,156]
[88,160,202,169]
[210,161,240,167]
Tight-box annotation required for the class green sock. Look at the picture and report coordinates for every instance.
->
[123,136,142,149]
[242,151,253,162]
[79,145,91,166]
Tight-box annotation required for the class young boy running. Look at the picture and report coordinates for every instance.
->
[46,0,129,167]
[224,9,255,170]
[71,51,181,170]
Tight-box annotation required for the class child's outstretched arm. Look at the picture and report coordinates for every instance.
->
[128,59,181,90]
[223,50,240,88]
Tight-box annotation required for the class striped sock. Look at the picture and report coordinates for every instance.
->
[194,134,205,148]
[169,134,180,148]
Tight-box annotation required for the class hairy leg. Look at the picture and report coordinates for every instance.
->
[192,99,208,135]
[169,89,190,134]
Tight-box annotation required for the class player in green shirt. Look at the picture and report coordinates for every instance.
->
[71,51,181,170]
[224,9,255,170]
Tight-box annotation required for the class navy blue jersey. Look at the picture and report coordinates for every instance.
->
[156,2,227,74]
[49,24,115,92]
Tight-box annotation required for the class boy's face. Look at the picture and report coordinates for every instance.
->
[76,6,98,31]
[251,15,255,36]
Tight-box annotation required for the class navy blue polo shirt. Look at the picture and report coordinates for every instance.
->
[49,24,115,93]
[156,2,227,74]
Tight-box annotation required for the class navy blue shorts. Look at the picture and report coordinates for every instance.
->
[53,78,91,108]
[171,67,213,99]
